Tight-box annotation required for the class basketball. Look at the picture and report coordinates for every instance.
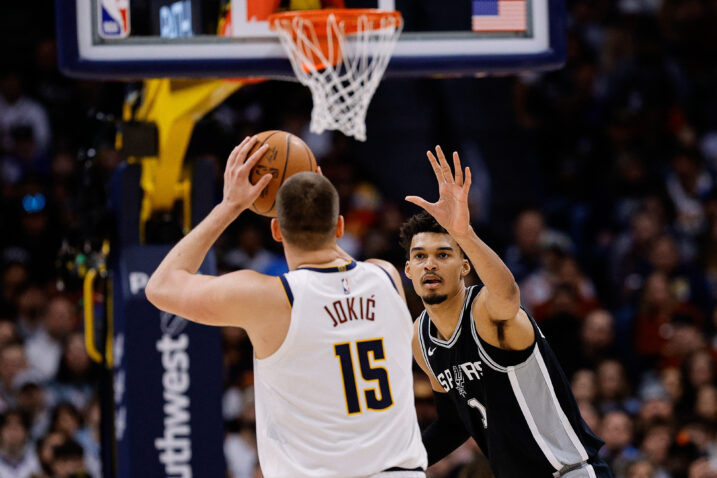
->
[245,130,318,217]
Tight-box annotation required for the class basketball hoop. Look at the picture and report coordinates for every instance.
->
[269,9,403,142]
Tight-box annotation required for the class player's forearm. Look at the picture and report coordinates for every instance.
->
[452,227,520,314]
[146,204,238,302]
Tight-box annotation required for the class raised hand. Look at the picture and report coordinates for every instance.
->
[221,136,273,216]
[405,146,472,237]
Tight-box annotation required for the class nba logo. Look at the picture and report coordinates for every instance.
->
[99,0,131,39]
[342,278,350,295]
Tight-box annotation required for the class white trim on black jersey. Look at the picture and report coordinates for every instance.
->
[466,289,595,476]
[467,291,537,373]
[425,286,475,348]
[417,312,442,389]
[534,350,590,464]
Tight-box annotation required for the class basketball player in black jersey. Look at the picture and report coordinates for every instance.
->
[401,146,613,478]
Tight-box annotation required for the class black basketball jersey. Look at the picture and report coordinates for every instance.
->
[417,286,613,478]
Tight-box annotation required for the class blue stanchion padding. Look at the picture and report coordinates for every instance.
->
[113,245,225,478]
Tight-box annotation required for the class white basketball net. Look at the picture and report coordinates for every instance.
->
[272,12,403,141]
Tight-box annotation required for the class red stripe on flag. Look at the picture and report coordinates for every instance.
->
[472,1,527,32]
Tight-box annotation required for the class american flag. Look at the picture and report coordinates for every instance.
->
[472,0,527,33]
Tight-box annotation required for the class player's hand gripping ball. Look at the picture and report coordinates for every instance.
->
[244,130,318,217]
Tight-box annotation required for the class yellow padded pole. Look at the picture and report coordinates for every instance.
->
[124,79,242,239]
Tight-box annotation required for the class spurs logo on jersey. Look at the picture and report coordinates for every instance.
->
[435,360,484,395]
[254,261,427,478]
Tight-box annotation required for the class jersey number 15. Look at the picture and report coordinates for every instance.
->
[334,339,394,415]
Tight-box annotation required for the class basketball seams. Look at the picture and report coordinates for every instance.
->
[300,140,316,172]
[249,130,280,214]
[264,133,293,215]
[250,130,281,214]
[246,130,314,217]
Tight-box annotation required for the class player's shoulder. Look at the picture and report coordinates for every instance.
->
[363,259,403,293]
[363,258,397,272]
[219,269,286,302]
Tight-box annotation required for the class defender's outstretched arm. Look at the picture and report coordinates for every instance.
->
[406,146,520,322]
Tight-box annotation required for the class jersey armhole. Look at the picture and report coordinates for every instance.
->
[278,275,294,307]
[469,294,537,371]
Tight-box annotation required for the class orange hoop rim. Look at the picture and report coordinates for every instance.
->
[268,8,403,31]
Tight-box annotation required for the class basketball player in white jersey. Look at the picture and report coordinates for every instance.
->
[145,136,427,478]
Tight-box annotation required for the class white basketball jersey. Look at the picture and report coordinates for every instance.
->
[253,261,427,478]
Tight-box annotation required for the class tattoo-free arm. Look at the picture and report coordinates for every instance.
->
[406,146,520,322]
[145,137,275,326]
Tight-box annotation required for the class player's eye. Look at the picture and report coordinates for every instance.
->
[439,252,449,258]
[413,253,425,259]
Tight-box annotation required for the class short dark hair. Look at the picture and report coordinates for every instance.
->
[52,437,84,461]
[399,211,464,258]
[276,172,339,250]
[0,409,30,432]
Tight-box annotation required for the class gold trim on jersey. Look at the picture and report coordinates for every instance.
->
[358,337,395,412]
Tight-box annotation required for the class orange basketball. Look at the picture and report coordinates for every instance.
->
[244,130,318,217]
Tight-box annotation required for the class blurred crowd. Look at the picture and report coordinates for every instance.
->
[3,0,717,477]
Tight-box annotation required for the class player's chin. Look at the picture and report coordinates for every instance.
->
[421,293,448,305]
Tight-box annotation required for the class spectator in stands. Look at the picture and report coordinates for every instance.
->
[34,431,65,478]
[50,332,97,410]
[648,234,712,315]
[573,369,598,403]
[596,359,640,415]
[632,272,704,371]
[624,459,655,478]
[0,410,39,478]
[49,403,81,438]
[16,380,48,441]
[0,260,29,314]
[659,367,683,406]
[504,208,546,283]
[0,72,50,155]
[599,410,640,472]
[695,385,717,426]
[25,296,76,382]
[638,418,673,478]
[220,221,285,275]
[610,209,662,305]
[49,438,88,478]
[580,309,618,369]
[74,399,100,478]
[636,382,673,425]
[665,148,713,252]
[678,349,717,418]
[14,285,45,341]
[0,342,29,412]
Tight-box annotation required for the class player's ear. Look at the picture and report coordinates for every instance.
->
[270,219,283,243]
[461,258,471,277]
[336,215,345,238]
[404,260,413,279]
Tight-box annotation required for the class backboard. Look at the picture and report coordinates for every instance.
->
[56,0,566,80]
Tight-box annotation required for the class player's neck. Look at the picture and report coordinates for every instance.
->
[284,243,351,271]
[424,285,467,341]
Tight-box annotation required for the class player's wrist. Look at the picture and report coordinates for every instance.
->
[449,225,474,242]
[215,201,245,223]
